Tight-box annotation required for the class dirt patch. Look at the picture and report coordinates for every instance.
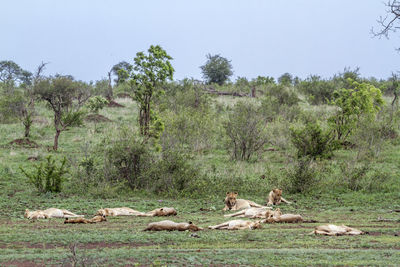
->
[85,114,112,123]
[9,138,39,148]
[366,231,382,236]
[107,100,125,108]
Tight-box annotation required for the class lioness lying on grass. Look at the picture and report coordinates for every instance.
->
[64,215,107,224]
[313,224,364,236]
[96,207,177,217]
[144,220,203,231]
[24,208,84,220]
[262,213,303,223]
[209,219,262,230]
[266,188,291,206]
[223,192,265,211]
[224,207,277,219]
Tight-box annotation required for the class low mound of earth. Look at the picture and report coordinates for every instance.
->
[107,100,124,108]
[116,92,132,98]
[9,138,39,148]
[85,114,112,123]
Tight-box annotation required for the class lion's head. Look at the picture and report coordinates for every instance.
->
[24,209,30,218]
[273,188,282,200]
[251,220,262,229]
[224,192,238,210]
[96,209,107,216]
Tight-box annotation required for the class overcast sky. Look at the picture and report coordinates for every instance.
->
[1,0,399,82]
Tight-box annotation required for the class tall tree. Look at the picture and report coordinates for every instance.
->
[34,75,84,150]
[111,61,133,85]
[200,54,233,85]
[129,45,174,136]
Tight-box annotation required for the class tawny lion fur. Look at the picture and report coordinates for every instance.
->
[267,189,291,206]
[96,207,177,217]
[224,207,277,219]
[209,219,263,230]
[223,192,264,211]
[24,208,84,220]
[144,220,203,231]
[312,224,364,236]
[64,215,107,224]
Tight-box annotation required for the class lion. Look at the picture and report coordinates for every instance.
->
[224,207,276,218]
[96,207,144,217]
[96,207,177,217]
[312,224,364,236]
[223,192,264,211]
[24,208,84,220]
[64,215,107,224]
[144,220,203,231]
[262,213,303,223]
[141,207,177,217]
[209,219,262,230]
[266,188,291,206]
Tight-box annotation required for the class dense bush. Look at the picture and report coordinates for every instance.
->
[20,155,68,194]
[286,157,317,193]
[290,122,335,159]
[298,75,336,105]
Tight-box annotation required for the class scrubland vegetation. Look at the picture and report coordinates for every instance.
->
[0,52,399,265]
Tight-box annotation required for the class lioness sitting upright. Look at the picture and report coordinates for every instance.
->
[209,219,262,230]
[223,192,264,211]
[266,188,291,206]
[24,208,84,220]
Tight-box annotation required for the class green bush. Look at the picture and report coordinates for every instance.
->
[286,157,317,193]
[290,122,335,159]
[20,155,68,193]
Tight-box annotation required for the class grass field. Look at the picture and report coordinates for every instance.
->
[0,97,399,266]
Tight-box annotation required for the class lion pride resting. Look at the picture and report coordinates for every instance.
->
[223,192,264,211]
[24,208,84,220]
[64,215,107,224]
[96,207,177,217]
[209,219,262,230]
[267,189,291,206]
[144,220,203,231]
[313,224,364,236]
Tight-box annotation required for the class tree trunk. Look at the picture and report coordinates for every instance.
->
[24,124,30,138]
[53,129,61,151]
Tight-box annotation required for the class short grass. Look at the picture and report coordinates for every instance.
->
[0,97,399,266]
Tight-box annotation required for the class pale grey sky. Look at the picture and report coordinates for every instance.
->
[1,0,399,82]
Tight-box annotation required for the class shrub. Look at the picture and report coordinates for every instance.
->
[20,155,68,193]
[290,122,335,159]
[224,100,269,161]
[286,157,317,193]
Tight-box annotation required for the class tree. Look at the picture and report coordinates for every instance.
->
[328,79,384,142]
[34,75,85,151]
[111,61,133,85]
[128,45,174,136]
[278,73,293,85]
[200,54,233,85]
[373,0,400,50]
[0,60,32,93]
[224,100,269,161]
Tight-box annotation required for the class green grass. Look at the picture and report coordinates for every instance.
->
[0,97,399,266]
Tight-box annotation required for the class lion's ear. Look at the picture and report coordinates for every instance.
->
[234,192,238,196]
[188,221,193,224]
[226,192,230,195]
[273,189,278,193]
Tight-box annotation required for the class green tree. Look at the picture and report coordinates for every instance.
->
[200,54,233,85]
[328,79,384,142]
[34,75,85,151]
[111,61,133,85]
[278,72,293,85]
[128,45,174,136]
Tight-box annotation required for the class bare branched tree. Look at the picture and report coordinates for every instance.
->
[372,1,400,49]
